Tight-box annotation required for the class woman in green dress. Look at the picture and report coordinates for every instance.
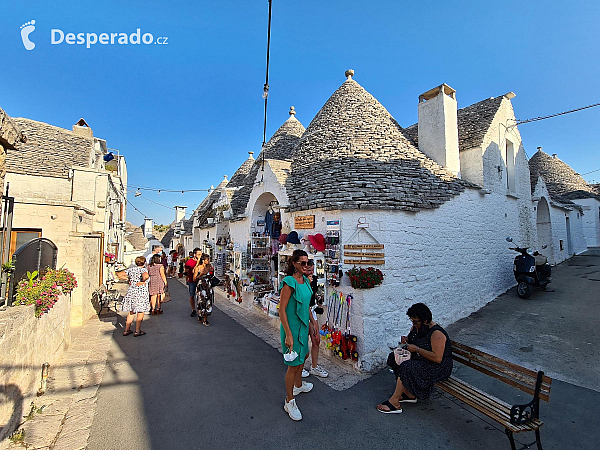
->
[279,249,313,421]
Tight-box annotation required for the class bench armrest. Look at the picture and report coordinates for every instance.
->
[509,399,538,425]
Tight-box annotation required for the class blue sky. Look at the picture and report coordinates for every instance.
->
[2,1,600,225]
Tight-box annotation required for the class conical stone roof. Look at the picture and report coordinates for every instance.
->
[229,109,305,217]
[529,149,599,202]
[228,152,255,187]
[286,76,470,212]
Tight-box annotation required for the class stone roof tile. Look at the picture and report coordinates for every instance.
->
[229,110,305,217]
[6,118,94,178]
[529,149,599,202]
[286,77,471,212]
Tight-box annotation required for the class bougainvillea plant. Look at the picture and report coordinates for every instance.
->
[346,266,384,289]
[13,268,78,317]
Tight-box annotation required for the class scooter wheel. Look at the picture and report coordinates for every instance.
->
[350,335,357,342]
[517,281,533,299]
[337,350,344,358]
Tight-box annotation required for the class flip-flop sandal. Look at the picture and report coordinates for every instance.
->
[133,331,146,337]
[123,330,133,336]
[203,320,210,327]
[399,393,417,403]
[377,400,402,414]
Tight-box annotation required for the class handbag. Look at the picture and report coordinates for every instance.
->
[210,276,221,287]
[394,346,411,365]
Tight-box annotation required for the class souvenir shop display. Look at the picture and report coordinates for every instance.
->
[325,229,343,287]
[250,235,271,285]
[214,251,227,278]
[320,291,358,362]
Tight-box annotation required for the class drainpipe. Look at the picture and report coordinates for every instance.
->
[97,231,104,286]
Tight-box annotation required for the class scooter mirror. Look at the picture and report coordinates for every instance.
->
[506,237,513,242]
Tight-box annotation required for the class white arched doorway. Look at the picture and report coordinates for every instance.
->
[536,197,554,264]
[251,192,281,231]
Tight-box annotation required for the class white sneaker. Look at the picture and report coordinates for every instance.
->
[309,365,328,378]
[293,381,313,396]
[301,369,309,378]
[284,398,302,421]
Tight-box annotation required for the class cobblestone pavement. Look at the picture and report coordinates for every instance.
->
[2,317,115,450]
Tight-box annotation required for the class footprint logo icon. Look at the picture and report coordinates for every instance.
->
[20,20,36,50]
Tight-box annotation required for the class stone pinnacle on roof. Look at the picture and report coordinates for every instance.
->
[289,106,296,116]
[248,151,254,158]
[345,69,354,80]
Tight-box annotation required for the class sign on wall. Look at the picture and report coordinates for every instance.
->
[295,215,315,229]
[343,218,385,266]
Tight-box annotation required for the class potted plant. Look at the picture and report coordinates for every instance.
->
[346,266,384,289]
[104,252,116,264]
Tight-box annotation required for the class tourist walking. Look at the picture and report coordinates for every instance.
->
[148,254,168,315]
[193,254,213,326]
[161,251,168,271]
[144,244,163,267]
[117,256,150,337]
[185,248,203,317]
[279,249,313,421]
[302,259,328,378]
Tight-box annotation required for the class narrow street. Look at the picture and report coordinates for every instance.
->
[84,249,600,450]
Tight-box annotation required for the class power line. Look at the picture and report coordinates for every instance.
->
[581,168,600,176]
[515,102,600,126]
[124,196,148,219]
[129,185,212,194]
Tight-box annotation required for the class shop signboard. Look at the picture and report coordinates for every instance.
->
[344,259,385,265]
[295,215,315,229]
[343,244,384,250]
[326,220,341,230]
[344,251,385,258]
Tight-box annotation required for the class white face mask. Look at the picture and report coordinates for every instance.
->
[283,350,298,362]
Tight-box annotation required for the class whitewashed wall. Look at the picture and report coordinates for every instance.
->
[278,185,527,371]
[574,197,600,247]
[533,178,587,264]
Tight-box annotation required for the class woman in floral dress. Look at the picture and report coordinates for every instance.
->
[117,256,150,337]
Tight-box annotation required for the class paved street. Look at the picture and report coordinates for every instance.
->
[81,249,600,450]
[10,250,597,449]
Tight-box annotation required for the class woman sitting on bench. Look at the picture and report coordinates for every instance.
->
[377,303,453,413]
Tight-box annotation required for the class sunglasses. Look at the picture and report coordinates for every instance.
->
[296,261,309,267]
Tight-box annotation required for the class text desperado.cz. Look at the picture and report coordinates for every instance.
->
[51,29,168,48]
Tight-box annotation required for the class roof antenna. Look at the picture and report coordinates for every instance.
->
[260,0,273,177]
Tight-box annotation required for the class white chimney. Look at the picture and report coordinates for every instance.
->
[175,206,187,223]
[144,218,153,238]
[417,84,460,176]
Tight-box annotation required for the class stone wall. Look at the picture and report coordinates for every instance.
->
[7,200,101,326]
[0,295,71,441]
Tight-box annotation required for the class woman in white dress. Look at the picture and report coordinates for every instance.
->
[117,256,150,337]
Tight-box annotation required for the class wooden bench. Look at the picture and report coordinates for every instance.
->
[436,341,552,450]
